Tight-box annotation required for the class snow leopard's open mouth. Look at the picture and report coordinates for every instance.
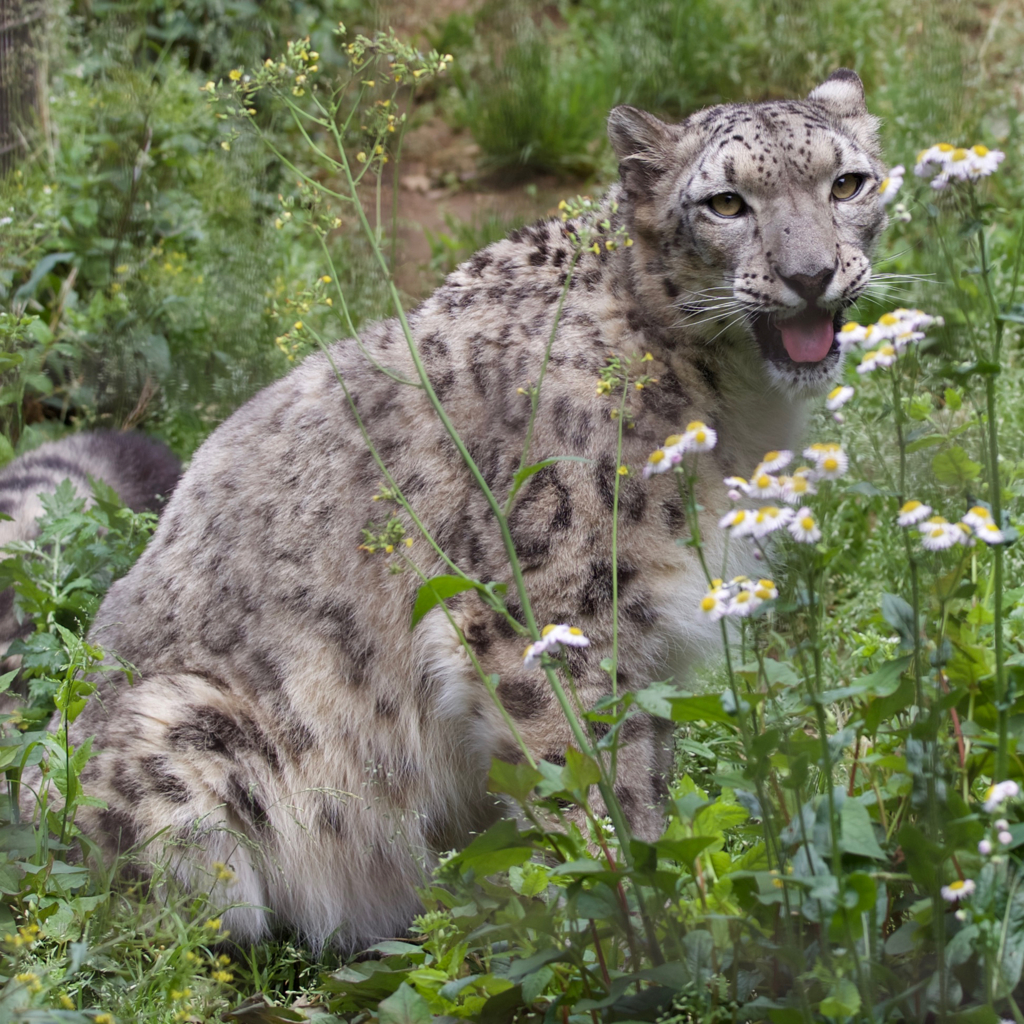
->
[750,310,843,367]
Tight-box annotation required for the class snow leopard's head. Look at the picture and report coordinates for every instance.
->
[609,69,887,395]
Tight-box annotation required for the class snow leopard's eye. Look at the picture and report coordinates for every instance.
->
[709,193,745,218]
[831,173,864,200]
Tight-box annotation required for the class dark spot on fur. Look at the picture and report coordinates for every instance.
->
[498,677,547,720]
[140,755,192,804]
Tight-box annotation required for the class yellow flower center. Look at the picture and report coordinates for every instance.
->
[952,148,969,161]
[878,177,890,192]
[649,450,665,464]
[763,450,780,462]
[972,144,989,156]
[827,386,844,399]
[759,579,774,589]
[879,313,898,325]
[801,516,815,530]
[735,591,751,603]
[664,434,683,446]
[841,321,860,333]
[823,457,838,472]
[568,627,583,636]
[900,501,922,513]
[949,879,965,891]
[694,430,707,444]
[686,421,706,432]
[711,578,723,588]
[701,596,717,612]
[938,143,954,152]
[541,624,556,637]
[755,474,771,489]
[968,506,990,519]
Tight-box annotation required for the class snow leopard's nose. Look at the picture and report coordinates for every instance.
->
[776,264,837,304]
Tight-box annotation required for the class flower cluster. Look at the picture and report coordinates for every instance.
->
[878,165,904,204]
[914,143,1005,189]
[699,576,778,621]
[836,308,943,374]
[897,501,1005,549]
[523,624,590,669]
[643,422,717,477]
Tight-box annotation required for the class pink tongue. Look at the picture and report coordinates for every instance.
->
[780,315,835,363]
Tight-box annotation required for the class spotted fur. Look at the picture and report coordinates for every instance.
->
[35,72,887,952]
[0,432,181,657]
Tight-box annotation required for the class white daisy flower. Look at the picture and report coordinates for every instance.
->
[750,505,794,539]
[897,500,932,527]
[719,508,755,538]
[778,468,817,505]
[892,329,924,352]
[522,624,590,669]
[836,321,872,349]
[806,445,848,481]
[878,165,904,204]
[642,447,677,478]
[914,142,955,178]
[698,587,727,621]
[825,385,854,411]
[748,471,780,501]
[983,780,1020,812]
[787,507,822,544]
[962,505,994,530]
[727,587,761,617]
[756,450,793,474]
[975,522,1005,545]
[940,878,976,902]
[723,475,749,501]
[955,522,975,547]
[857,343,897,374]
[968,144,1004,178]
[919,516,960,551]
[753,578,778,600]
[682,420,717,452]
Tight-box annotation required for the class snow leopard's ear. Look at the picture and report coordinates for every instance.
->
[808,69,881,155]
[608,106,674,182]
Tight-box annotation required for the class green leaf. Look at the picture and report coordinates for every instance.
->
[377,984,433,1024]
[454,819,534,874]
[487,758,542,802]
[932,446,981,487]
[905,434,945,454]
[13,252,75,301]
[634,686,736,725]
[506,457,588,506]
[563,746,600,791]
[839,801,886,860]
[410,575,479,629]
[819,978,861,1019]
[655,836,716,866]
[881,594,916,648]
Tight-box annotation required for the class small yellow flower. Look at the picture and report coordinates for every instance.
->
[229,69,242,81]
[211,861,236,883]
[596,379,612,395]
[321,275,332,283]
[275,218,284,229]
[356,151,367,163]
[293,321,303,331]
[220,141,231,151]
[617,465,629,476]
[404,538,413,548]
[95,1014,115,1024]
[204,917,222,931]
[170,988,192,1001]
[60,994,75,1009]
[211,970,234,984]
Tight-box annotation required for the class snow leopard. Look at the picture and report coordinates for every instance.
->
[0,432,181,658]
[37,70,887,951]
